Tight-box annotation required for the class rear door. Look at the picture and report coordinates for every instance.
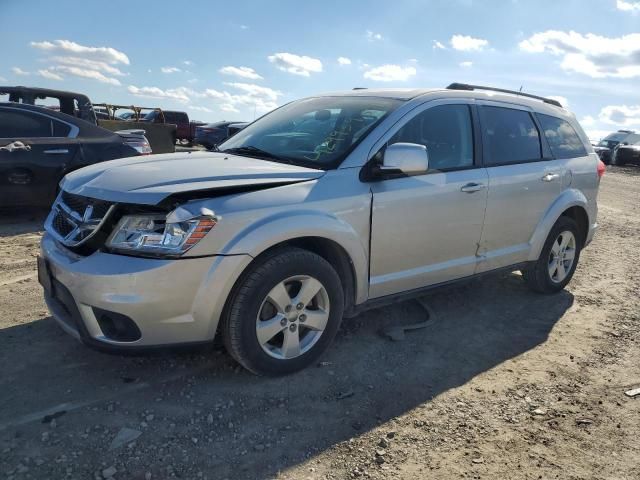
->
[0,107,79,207]
[475,103,563,273]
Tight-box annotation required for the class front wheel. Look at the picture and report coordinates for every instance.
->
[222,248,344,375]
[522,216,582,294]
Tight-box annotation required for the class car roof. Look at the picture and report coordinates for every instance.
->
[309,87,575,119]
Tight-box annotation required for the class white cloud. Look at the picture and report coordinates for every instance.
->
[183,60,194,66]
[52,66,121,85]
[366,30,383,41]
[128,82,282,114]
[547,95,569,108]
[586,129,613,142]
[219,66,263,80]
[50,56,126,76]
[459,61,473,68]
[127,85,193,102]
[12,67,30,76]
[239,24,249,30]
[519,30,640,78]
[189,105,213,113]
[30,40,129,65]
[29,40,129,85]
[268,52,322,77]
[616,0,640,12]
[580,115,596,127]
[0,76,6,81]
[161,66,181,74]
[37,69,63,81]
[363,64,417,82]
[599,104,640,127]
[433,40,447,50]
[450,35,489,51]
[337,57,352,66]
[187,78,198,84]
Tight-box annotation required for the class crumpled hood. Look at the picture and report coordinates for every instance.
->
[61,151,325,205]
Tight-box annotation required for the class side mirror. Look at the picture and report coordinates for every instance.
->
[380,142,429,175]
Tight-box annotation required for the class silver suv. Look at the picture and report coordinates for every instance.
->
[39,83,603,375]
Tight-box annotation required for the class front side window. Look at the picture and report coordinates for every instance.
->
[0,110,53,138]
[219,96,402,169]
[537,114,586,158]
[389,104,474,170]
[481,106,542,166]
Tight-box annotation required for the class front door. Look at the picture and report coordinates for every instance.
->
[369,102,488,298]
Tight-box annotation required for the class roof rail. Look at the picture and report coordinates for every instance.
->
[446,82,563,108]
[352,87,367,90]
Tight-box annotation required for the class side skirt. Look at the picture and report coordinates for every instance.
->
[345,261,529,318]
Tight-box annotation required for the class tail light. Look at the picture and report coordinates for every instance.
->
[597,159,606,178]
[125,137,152,155]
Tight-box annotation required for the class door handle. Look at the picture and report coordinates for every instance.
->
[0,141,31,152]
[541,173,560,182]
[460,183,486,193]
[44,149,69,154]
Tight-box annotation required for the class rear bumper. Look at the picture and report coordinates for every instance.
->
[40,233,252,350]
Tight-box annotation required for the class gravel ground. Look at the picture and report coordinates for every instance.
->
[0,166,638,480]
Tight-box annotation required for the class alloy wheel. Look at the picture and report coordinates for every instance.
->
[255,275,330,360]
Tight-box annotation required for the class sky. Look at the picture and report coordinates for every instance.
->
[1,0,639,140]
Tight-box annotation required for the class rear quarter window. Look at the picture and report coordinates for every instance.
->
[537,113,587,158]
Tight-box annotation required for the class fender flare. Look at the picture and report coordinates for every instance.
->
[221,209,370,304]
[528,188,589,261]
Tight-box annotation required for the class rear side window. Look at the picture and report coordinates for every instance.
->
[537,114,587,158]
[176,112,188,123]
[389,104,474,170]
[0,110,53,138]
[480,106,542,166]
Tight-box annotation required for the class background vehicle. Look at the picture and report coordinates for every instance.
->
[1,87,176,154]
[40,84,601,376]
[194,121,249,149]
[0,102,149,208]
[611,140,640,166]
[142,109,205,144]
[594,130,640,164]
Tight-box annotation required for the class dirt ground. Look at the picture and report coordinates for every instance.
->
[0,167,639,480]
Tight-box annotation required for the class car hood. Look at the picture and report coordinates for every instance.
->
[61,151,325,205]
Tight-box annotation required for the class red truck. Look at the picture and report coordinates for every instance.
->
[142,110,205,144]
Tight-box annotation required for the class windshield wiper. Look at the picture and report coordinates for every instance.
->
[220,146,288,162]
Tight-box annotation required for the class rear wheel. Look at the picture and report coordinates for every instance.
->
[522,216,581,294]
[222,248,344,375]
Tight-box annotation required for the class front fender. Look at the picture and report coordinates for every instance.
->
[528,188,588,261]
[221,209,370,304]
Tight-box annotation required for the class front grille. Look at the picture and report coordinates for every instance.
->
[45,191,115,248]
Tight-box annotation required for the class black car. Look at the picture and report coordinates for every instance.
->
[594,130,640,164]
[194,121,248,149]
[612,141,640,166]
[0,102,149,208]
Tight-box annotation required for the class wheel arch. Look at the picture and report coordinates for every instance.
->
[528,188,590,261]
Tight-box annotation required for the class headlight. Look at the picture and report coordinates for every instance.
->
[106,214,216,256]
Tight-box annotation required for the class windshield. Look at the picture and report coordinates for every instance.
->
[218,96,402,169]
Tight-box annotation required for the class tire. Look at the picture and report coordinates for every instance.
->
[221,247,344,376]
[522,216,582,294]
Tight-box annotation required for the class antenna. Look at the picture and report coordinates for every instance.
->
[519,85,523,92]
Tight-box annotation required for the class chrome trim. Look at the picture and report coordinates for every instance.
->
[44,193,115,248]
[0,106,80,139]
